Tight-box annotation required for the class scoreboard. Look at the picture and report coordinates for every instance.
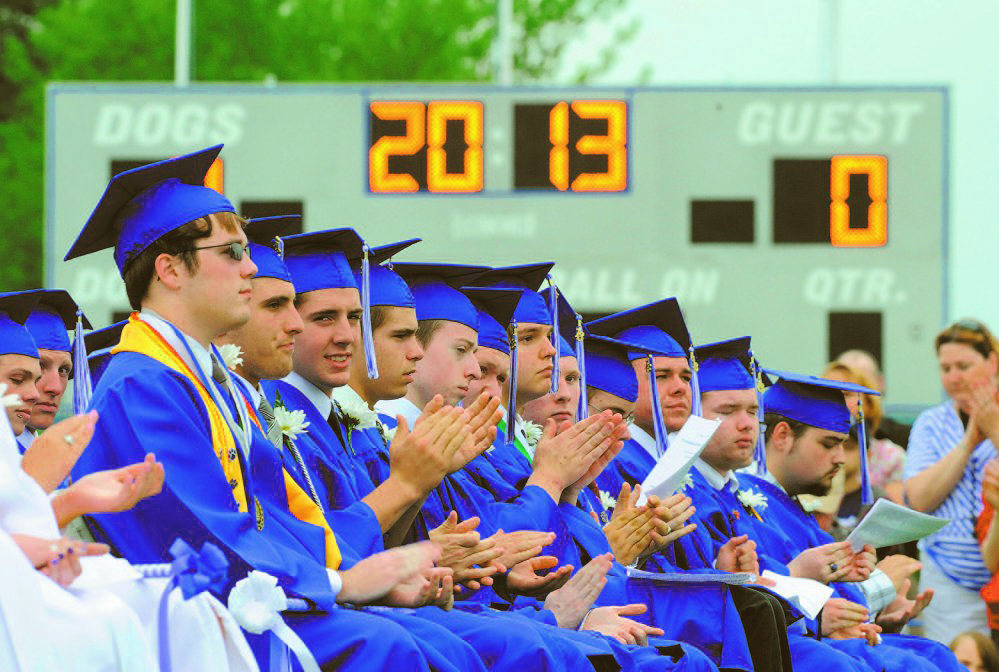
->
[47,84,947,409]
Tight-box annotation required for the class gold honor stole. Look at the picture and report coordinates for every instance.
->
[114,315,342,569]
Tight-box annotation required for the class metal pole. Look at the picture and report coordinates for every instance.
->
[818,0,839,83]
[495,0,514,85]
[175,0,192,87]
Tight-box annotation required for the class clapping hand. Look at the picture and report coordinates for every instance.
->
[21,411,98,493]
[11,534,109,587]
[52,453,165,527]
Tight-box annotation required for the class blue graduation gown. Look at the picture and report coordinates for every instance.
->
[558,498,754,671]
[72,350,482,671]
[265,380,617,672]
[738,474,964,672]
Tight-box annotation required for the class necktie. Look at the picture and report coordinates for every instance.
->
[259,395,325,512]
[211,354,228,384]
[256,395,284,449]
[327,404,347,447]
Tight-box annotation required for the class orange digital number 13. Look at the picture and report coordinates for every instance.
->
[548,100,627,192]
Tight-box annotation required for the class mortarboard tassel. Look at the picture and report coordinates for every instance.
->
[360,244,379,380]
[689,345,702,417]
[857,397,874,506]
[548,277,560,395]
[749,351,767,476]
[506,320,519,444]
[72,309,93,415]
[575,313,588,421]
[647,355,670,458]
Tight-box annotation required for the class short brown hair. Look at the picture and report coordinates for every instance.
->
[935,319,999,360]
[763,413,809,444]
[415,319,448,348]
[370,305,389,332]
[122,212,244,310]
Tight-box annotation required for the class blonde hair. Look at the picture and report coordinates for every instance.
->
[822,362,882,433]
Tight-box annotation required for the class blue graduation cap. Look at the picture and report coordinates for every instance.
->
[283,227,388,379]
[390,263,487,331]
[461,287,523,356]
[24,289,92,353]
[586,298,702,416]
[478,263,560,395]
[764,369,880,504]
[0,291,42,358]
[584,334,640,405]
[354,239,421,309]
[64,145,235,275]
[244,215,301,284]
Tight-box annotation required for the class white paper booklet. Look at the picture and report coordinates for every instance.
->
[636,415,721,505]
[760,571,834,620]
[845,497,949,552]
[625,568,755,585]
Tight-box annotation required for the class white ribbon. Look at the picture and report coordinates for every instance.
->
[228,571,320,672]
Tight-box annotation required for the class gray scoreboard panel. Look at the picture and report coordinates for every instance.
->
[48,84,947,409]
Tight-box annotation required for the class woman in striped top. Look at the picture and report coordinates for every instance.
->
[905,319,999,644]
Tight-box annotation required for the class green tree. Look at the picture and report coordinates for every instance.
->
[0,0,632,290]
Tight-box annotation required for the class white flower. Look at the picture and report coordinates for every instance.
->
[217,344,244,370]
[523,421,543,448]
[337,396,378,430]
[382,425,397,442]
[0,384,20,409]
[598,489,617,510]
[273,405,310,439]
[799,497,821,513]
[736,488,768,511]
[678,473,694,492]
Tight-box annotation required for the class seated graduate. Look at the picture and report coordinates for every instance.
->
[0,291,259,671]
[253,230,611,672]
[66,146,497,672]
[741,368,965,671]
[18,289,90,453]
[585,298,702,500]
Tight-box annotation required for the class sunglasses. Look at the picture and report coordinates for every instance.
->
[191,241,252,261]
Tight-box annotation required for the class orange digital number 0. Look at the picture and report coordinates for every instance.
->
[548,100,627,192]
[830,155,888,247]
[427,102,483,193]
[369,102,425,193]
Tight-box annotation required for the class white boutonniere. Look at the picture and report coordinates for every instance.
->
[678,473,694,492]
[799,497,821,513]
[217,344,244,370]
[736,488,768,511]
[337,397,378,433]
[598,489,617,510]
[0,384,21,409]
[382,424,397,442]
[272,405,310,440]
[523,421,543,449]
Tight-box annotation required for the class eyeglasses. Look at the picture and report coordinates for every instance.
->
[191,241,252,262]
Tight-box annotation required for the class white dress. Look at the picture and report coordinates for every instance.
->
[0,408,258,671]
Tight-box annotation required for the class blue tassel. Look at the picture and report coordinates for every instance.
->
[750,351,767,476]
[575,313,588,421]
[72,310,92,415]
[548,278,559,395]
[647,355,670,458]
[506,320,519,444]
[689,345,702,417]
[857,398,874,506]
[361,245,379,380]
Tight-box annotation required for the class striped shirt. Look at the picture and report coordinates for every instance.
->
[904,401,998,589]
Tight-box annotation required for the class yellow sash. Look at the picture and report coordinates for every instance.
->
[113,315,250,513]
[113,314,342,569]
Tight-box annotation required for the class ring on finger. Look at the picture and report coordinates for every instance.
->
[829,562,838,572]
[64,434,74,445]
